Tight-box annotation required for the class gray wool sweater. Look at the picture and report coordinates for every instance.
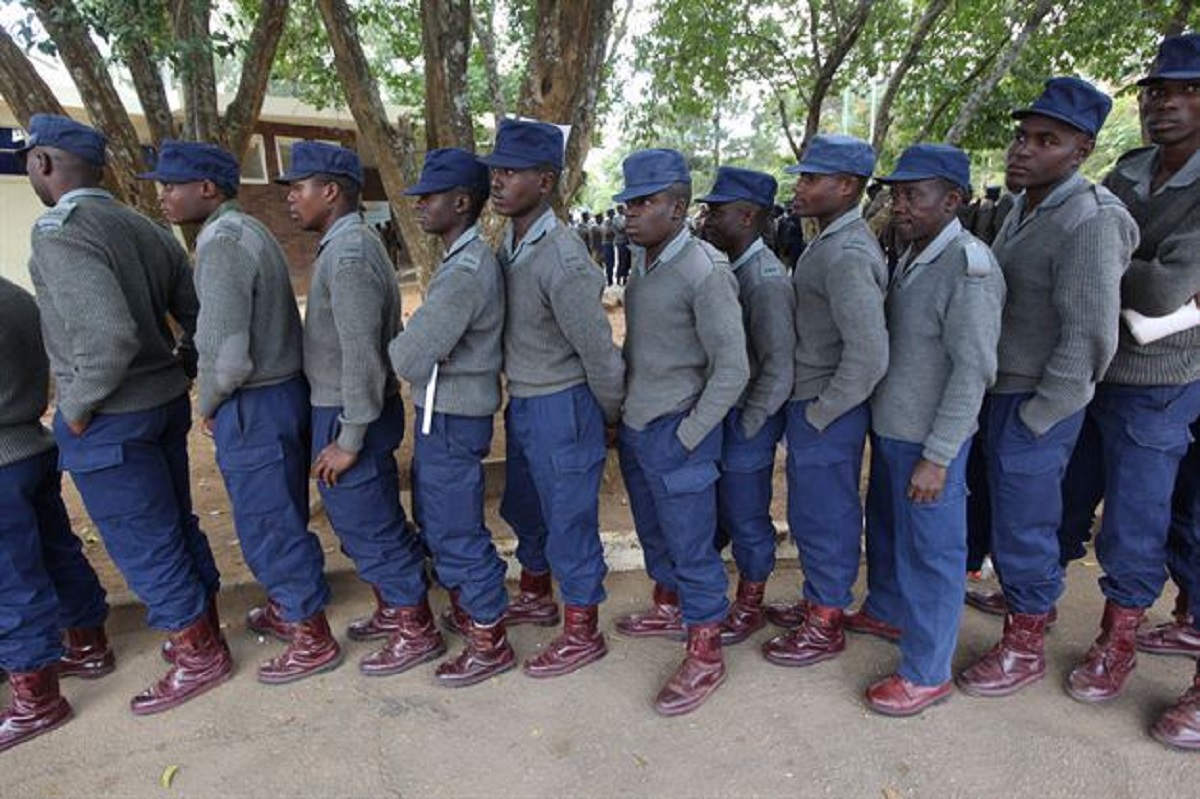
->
[989,172,1138,434]
[194,202,304,418]
[389,225,504,417]
[500,209,625,424]
[304,212,402,453]
[1102,146,1200,386]
[27,188,197,424]
[730,238,796,437]
[791,208,889,430]
[0,277,54,467]
[871,220,1006,465]
[623,228,750,450]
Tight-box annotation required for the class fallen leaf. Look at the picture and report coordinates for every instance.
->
[631,752,647,768]
[882,788,900,799]
[161,765,179,788]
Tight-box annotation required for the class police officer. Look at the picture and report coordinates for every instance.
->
[614,149,749,715]
[21,114,230,715]
[862,144,1005,716]
[143,140,341,685]
[0,275,113,751]
[954,79,1137,699]
[482,120,625,679]
[697,167,795,644]
[387,149,507,685]
[278,141,434,677]
[762,135,891,665]
[1054,34,1200,748]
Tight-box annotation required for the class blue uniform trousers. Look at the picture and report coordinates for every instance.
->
[500,386,608,607]
[862,436,903,626]
[1169,421,1200,619]
[873,436,970,686]
[619,413,729,625]
[785,399,869,609]
[0,448,108,671]
[413,409,507,623]
[213,377,330,623]
[1058,410,1103,563]
[717,407,785,582]
[55,395,218,631]
[1061,382,1200,608]
[965,430,992,573]
[312,397,427,607]
[982,394,1085,615]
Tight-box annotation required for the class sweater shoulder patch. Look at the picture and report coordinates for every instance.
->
[551,230,593,274]
[34,202,78,232]
[960,236,993,277]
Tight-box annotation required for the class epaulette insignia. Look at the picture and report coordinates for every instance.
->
[454,250,482,272]
[760,260,784,278]
[34,202,77,232]
[962,237,992,277]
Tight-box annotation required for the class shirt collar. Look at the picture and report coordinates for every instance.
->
[319,211,363,252]
[1009,172,1087,229]
[503,208,557,266]
[730,237,766,272]
[444,224,480,262]
[1120,146,1200,200]
[895,218,963,280]
[203,200,241,228]
[635,226,692,276]
[56,187,113,206]
[812,207,862,244]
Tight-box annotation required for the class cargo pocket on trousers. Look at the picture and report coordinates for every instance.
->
[662,461,720,496]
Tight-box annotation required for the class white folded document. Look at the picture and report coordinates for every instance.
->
[1121,300,1200,345]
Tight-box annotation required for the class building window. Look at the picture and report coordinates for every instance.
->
[241,134,268,183]
[275,135,340,178]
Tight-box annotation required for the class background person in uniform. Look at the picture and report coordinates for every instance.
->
[762,135,891,667]
[21,114,231,716]
[0,275,112,752]
[954,79,1137,699]
[697,166,795,646]
[601,208,617,285]
[386,148,506,685]
[484,120,625,680]
[145,140,341,686]
[613,203,631,285]
[279,141,434,680]
[865,144,1005,716]
[613,148,749,716]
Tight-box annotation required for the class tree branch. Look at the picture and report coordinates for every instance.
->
[1165,0,1194,36]
[222,0,289,158]
[871,0,950,151]
[471,0,506,126]
[0,25,66,125]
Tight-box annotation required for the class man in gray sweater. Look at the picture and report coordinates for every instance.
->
[0,276,112,752]
[614,148,749,716]
[144,140,340,686]
[762,135,891,667]
[21,114,230,716]
[956,78,1137,700]
[483,120,625,679]
[387,148,507,686]
[697,166,795,644]
[863,144,1005,717]
[280,141,432,680]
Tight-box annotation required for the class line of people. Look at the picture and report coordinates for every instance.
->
[2,33,1198,757]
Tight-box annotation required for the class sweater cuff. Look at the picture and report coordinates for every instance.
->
[920,437,956,468]
[57,396,94,427]
[804,399,840,432]
[336,419,368,453]
[1018,395,1073,438]
[739,408,767,440]
[676,415,711,452]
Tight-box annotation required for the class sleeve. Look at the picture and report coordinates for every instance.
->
[739,276,796,438]
[164,233,200,380]
[677,268,750,450]
[194,237,256,418]
[329,260,389,452]
[30,231,139,423]
[388,267,479,384]
[1119,200,1200,317]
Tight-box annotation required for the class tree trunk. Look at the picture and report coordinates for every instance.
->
[422,0,475,150]
[471,0,506,127]
[943,0,1056,146]
[518,0,616,206]
[801,0,877,148]
[169,0,222,143]
[871,0,950,151]
[1165,0,1194,36]
[119,36,179,147]
[28,0,162,220]
[222,0,290,159]
[316,0,439,292]
[0,27,66,125]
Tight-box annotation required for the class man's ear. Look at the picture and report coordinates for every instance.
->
[200,180,222,201]
[321,179,341,205]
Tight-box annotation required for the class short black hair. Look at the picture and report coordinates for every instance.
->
[666,181,692,207]
[317,173,361,208]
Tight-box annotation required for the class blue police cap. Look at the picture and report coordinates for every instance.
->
[612,148,691,202]
[698,166,778,208]
[403,147,490,197]
[1013,77,1112,137]
[878,143,971,192]
[1138,33,1200,85]
[138,140,240,194]
[478,119,564,171]
[275,141,363,185]
[785,134,875,178]
[17,113,107,166]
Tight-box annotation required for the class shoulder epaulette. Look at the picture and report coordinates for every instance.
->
[1114,145,1155,166]
[551,227,593,274]
[34,202,78,232]
[451,248,482,273]
[960,235,993,277]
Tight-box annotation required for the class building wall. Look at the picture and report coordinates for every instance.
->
[0,177,45,291]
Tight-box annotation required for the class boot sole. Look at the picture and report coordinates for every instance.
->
[346,628,398,643]
[434,658,517,688]
[258,650,346,685]
[1150,725,1200,751]
[866,689,952,717]
[762,647,845,668]
[1065,681,1129,704]
[504,616,561,628]
[613,626,686,640]
[0,705,73,753]
[359,642,448,677]
[720,624,766,646]
[130,667,234,716]
[1136,643,1200,658]
[653,672,727,717]
[522,647,608,679]
[58,660,117,680]
[956,671,1045,698]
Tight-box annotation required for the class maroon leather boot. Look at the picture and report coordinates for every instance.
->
[965,588,1008,616]
[523,605,607,678]
[719,580,767,645]
[163,597,227,663]
[1066,600,1144,703]
[764,598,808,629]
[131,612,234,716]
[762,603,845,667]
[0,667,72,753]
[654,623,726,716]
[440,588,472,636]
[843,607,902,642]
[957,612,1049,697]
[1151,661,1200,751]
[865,674,953,717]
[347,586,403,642]
[257,611,344,685]
[1137,590,1199,656]
[614,584,684,638]
[359,597,447,677]
[246,598,292,642]
[505,570,560,627]
[435,617,517,687]
[59,626,116,679]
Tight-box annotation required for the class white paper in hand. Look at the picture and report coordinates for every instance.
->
[1121,300,1200,345]
[422,362,438,435]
